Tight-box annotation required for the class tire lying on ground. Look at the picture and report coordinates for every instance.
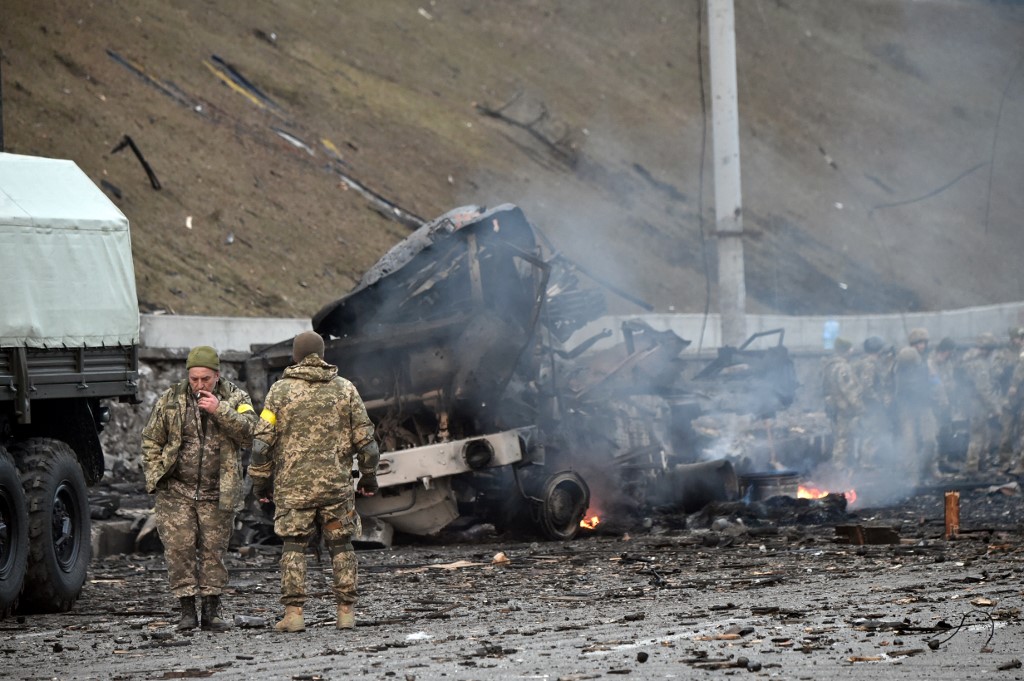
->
[13,438,91,613]
[0,446,29,618]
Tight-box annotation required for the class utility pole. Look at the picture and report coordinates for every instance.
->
[707,0,746,346]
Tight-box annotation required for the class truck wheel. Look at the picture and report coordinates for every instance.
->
[535,471,589,541]
[13,439,91,613]
[0,447,29,618]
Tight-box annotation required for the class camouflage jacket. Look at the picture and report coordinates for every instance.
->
[1007,353,1024,406]
[961,348,1000,417]
[822,355,863,416]
[893,349,945,413]
[141,378,256,511]
[992,345,1020,395]
[928,355,960,417]
[250,355,377,509]
[853,353,891,407]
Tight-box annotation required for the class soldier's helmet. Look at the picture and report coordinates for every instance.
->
[896,346,921,367]
[907,328,929,345]
[863,336,885,354]
[834,337,852,353]
[1009,327,1024,340]
[936,337,956,353]
[977,332,999,349]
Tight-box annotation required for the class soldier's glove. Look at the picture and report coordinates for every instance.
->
[357,473,378,495]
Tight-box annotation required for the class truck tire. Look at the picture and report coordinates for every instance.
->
[0,447,29,618]
[534,471,589,541]
[13,438,91,613]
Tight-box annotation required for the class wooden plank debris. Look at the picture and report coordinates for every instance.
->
[834,524,900,545]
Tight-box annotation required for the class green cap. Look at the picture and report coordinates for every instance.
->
[186,345,220,371]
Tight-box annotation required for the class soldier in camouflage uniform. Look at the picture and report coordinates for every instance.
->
[893,329,943,480]
[961,333,1002,473]
[929,337,961,471]
[821,338,863,471]
[992,327,1024,398]
[142,346,256,631]
[1002,352,1024,475]
[852,336,892,466]
[996,327,1024,470]
[249,331,380,633]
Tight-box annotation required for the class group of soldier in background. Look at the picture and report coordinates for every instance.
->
[821,326,1024,481]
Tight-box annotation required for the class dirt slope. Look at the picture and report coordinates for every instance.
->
[2,0,1023,319]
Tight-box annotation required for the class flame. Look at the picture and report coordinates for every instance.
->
[580,513,600,530]
[798,485,857,504]
[797,485,827,499]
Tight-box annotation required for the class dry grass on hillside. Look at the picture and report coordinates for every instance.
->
[3,1,1023,319]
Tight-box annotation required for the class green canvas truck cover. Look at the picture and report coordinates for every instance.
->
[0,152,139,348]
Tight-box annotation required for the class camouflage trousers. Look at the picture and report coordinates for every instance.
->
[154,491,234,598]
[897,409,938,477]
[856,403,892,467]
[965,412,997,472]
[274,500,361,607]
[830,412,857,469]
[998,406,1023,468]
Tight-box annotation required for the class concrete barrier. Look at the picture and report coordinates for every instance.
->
[140,314,311,357]
[569,301,1024,354]
[138,301,1024,357]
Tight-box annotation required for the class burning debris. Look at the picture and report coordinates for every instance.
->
[244,204,819,545]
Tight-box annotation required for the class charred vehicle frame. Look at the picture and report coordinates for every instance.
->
[245,204,800,543]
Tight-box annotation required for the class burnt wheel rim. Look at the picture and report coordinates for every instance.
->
[51,481,81,572]
[541,474,589,539]
[547,486,577,526]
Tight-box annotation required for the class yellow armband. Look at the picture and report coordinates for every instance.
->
[259,408,277,426]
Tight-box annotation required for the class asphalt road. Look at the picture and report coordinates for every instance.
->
[3,484,1023,680]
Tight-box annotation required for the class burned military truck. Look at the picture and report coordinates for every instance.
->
[246,204,798,542]
[247,205,595,541]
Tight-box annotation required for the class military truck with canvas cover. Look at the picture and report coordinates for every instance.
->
[0,152,140,615]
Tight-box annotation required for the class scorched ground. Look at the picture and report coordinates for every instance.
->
[2,482,1023,680]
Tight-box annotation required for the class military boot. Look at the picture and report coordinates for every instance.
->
[275,606,305,633]
[176,596,198,631]
[336,603,355,630]
[201,595,231,632]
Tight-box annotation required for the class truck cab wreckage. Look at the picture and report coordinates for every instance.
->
[245,204,799,545]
